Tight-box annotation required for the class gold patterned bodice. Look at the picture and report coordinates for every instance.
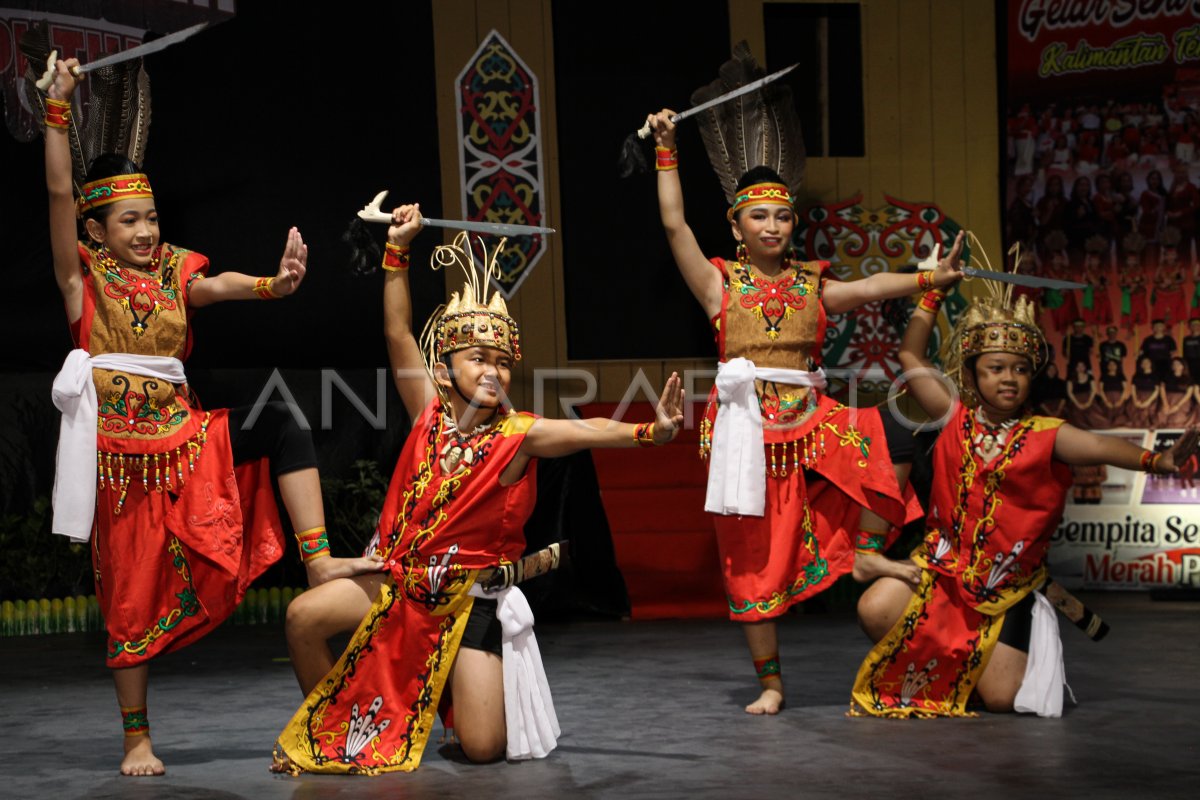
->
[77,242,204,452]
[714,257,828,428]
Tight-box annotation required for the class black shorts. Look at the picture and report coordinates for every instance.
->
[226,402,318,478]
[461,597,502,655]
[878,403,917,465]
[996,590,1036,653]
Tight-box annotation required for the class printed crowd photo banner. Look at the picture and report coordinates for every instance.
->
[455,30,548,299]
[1006,1,1200,590]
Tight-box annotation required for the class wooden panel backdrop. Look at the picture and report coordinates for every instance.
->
[433,0,1000,407]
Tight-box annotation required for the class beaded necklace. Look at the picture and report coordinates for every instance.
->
[971,407,1019,463]
[438,410,502,474]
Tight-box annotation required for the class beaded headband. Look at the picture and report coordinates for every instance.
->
[726,181,794,221]
[77,173,154,216]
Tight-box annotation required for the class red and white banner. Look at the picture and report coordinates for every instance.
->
[1011,0,1200,102]
[1047,429,1200,590]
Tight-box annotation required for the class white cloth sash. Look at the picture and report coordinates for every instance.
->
[469,584,559,760]
[1013,590,1076,717]
[51,349,187,542]
[703,357,827,517]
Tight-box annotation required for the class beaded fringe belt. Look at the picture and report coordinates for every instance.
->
[97,412,212,514]
[700,421,830,478]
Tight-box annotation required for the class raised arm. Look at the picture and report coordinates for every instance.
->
[896,280,958,422]
[649,110,722,318]
[44,59,85,323]
[1054,424,1199,472]
[189,227,308,306]
[520,373,685,458]
[380,204,437,419]
[823,230,966,314]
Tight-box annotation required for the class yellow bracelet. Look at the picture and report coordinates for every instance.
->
[634,422,658,447]
[252,277,281,299]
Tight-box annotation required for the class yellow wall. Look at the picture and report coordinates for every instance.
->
[432,0,1000,405]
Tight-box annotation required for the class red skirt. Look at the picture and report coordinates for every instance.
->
[275,574,477,774]
[850,557,1044,717]
[713,400,921,622]
[93,409,285,667]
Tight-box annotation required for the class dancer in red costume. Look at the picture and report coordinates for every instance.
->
[273,206,685,773]
[647,107,955,715]
[852,249,1199,718]
[42,59,380,777]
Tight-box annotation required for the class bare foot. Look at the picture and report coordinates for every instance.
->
[852,552,920,586]
[305,553,386,587]
[745,687,784,715]
[120,735,164,777]
[269,742,298,775]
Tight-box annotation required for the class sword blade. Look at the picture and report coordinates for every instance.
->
[356,192,554,236]
[419,217,555,237]
[77,22,209,73]
[962,266,1087,290]
[674,62,798,124]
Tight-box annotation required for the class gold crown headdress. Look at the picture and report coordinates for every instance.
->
[419,232,522,389]
[940,234,1048,402]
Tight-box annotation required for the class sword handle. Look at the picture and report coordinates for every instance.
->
[1044,580,1110,642]
[35,51,85,92]
[637,114,683,140]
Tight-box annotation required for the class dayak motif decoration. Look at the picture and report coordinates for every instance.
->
[795,194,968,393]
[455,30,548,299]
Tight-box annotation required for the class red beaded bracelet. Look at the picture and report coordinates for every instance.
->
[917,290,947,313]
[44,97,71,130]
[383,242,411,272]
[655,146,678,171]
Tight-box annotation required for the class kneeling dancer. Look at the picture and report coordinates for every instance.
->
[851,241,1198,717]
[273,206,685,773]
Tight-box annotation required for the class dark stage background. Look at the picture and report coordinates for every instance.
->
[0,3,635,615]
[2,3,445,373]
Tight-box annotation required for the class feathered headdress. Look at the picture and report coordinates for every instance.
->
[419,232,522,398]
[21,20,152,194]
[940,235,1048,402]
[691,41,805,205]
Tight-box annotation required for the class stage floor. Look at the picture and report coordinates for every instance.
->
[3,593,1196,799]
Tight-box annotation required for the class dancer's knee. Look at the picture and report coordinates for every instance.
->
[856,579,910,642]
[458,728,505,763]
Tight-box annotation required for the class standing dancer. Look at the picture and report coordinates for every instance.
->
[851,242,1198,717]
[643,48,959,716]
[274,206,685,773]
[41,58,380,776]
